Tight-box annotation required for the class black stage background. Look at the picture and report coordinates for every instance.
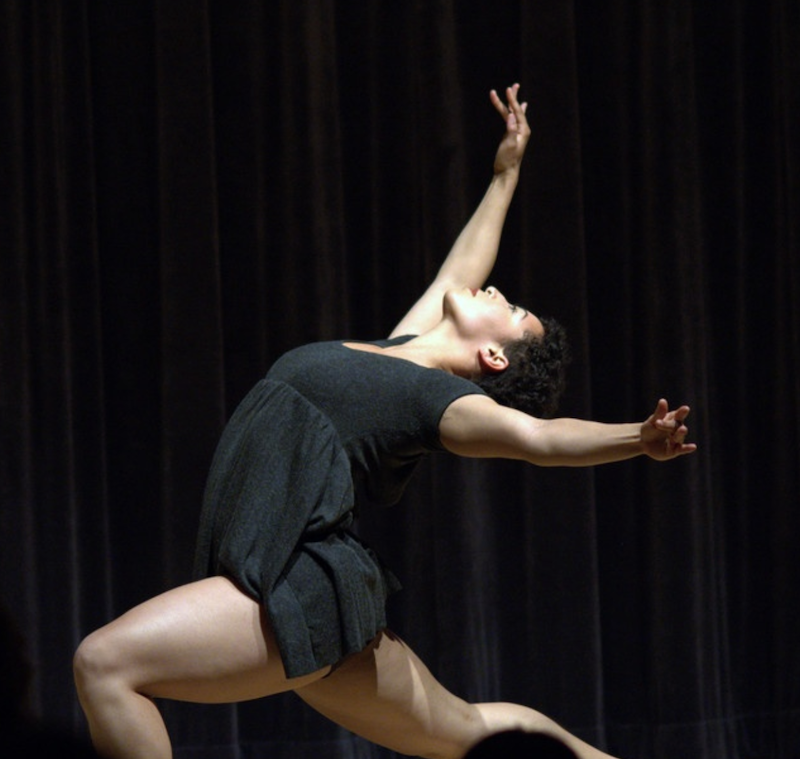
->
[1,2,798,757]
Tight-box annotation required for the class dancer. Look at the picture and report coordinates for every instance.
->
[74,84,695,759]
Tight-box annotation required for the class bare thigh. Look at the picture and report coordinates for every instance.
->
[294,631,487,759]
[294,633,617,759]
[81,576,329,703]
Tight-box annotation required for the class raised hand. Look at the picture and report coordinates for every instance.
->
[490,83,531,175]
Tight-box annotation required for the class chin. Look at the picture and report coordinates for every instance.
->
[441,288,458,315]
[442,287,471,311]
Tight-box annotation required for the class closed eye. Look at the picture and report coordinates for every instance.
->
[510,303,530,322]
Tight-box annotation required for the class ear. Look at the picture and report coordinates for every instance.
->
[478,345,509,374]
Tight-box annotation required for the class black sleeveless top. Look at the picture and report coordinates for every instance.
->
[193,337,485,677]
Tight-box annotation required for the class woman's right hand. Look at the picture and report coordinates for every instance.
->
[490,83,531,175]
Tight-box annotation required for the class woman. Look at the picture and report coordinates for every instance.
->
[73,85,696,759]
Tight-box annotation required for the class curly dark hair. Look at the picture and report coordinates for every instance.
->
[472,316,570,418]
[464,730,577,758]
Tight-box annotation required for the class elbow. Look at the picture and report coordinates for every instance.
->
[522,418,560,466]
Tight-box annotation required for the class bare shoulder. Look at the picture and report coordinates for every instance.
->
[439,394,545,460]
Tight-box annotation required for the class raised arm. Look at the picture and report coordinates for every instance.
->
[439,395,697,467]
[389,84,531,338]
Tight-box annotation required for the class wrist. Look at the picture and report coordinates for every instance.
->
[490,167,520,189]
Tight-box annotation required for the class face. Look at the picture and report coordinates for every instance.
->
[444,285,544,344]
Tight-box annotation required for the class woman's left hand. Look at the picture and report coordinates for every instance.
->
[640,398,698,460]
[490,83,531,174]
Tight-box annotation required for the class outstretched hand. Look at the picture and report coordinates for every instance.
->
[490,83,531,174]
[640,399,698,460]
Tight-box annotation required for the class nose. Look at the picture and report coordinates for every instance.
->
[485,286,506,302]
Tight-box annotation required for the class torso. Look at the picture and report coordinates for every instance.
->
[264,338,485,506]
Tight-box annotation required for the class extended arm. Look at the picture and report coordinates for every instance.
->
[439,395,697,466]
[389,84,531,338]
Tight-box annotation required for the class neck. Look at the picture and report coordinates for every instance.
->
[388,322,479,377]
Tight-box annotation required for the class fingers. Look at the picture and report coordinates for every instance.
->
[653,402,690,432]
[650,397,669,422]
[489,88,505,117]
[667,436,697,458]
[505,84,528,130]
[652,401,695,456]
[490,83,529,129]
[506,83,527,119]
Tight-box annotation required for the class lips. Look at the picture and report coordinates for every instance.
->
[470,288,479,296]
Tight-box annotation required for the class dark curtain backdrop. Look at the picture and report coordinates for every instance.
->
[1,1,798,758]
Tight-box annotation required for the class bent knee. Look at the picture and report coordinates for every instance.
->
[73,627,127,693]
[473,701,562,737]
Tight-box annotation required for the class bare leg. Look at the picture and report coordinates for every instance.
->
[295,630,621,759]
[73,576,328,759]
[75,583,619,759]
